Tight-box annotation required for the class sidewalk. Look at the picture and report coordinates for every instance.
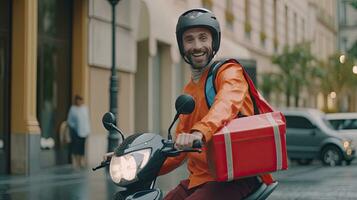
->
[0,164,188,200]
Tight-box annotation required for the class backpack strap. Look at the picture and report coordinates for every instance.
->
[204,59,276,184]
[204,59,260,115]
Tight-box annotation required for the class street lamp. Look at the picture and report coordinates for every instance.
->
[339,54,346,64]
[353,65,357,75]
[107,0,121,152]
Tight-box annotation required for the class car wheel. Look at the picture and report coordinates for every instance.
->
[297,159,313,165]
[321,145,342,166]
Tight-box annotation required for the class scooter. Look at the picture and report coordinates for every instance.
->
[93,94,278,200]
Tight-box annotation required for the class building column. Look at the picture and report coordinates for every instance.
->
[11,0,41,175]
[72,0,89,102]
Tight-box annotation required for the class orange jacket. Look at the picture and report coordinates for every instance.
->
[159,62,272,188]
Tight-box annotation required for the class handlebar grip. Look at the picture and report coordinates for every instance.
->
[192,140,202,148]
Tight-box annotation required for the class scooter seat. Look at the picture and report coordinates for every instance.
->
[244,181,278,200]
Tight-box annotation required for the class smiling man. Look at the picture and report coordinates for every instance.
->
[159,8,262,200]
[182,27,213,69]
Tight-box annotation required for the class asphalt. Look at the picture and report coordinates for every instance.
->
[0,164,188,200]
[2,160,357,200]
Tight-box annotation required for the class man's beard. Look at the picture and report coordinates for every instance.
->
[185,47,212,69]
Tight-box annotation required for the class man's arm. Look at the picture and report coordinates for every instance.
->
[191,62,252,142]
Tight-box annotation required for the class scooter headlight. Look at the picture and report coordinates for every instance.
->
[109,148,151,184]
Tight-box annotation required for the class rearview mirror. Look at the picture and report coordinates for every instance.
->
[167,94,196,141]
[175,94,195,115]
[102,112,116,131]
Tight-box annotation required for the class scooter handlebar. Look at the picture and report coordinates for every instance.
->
[92,160,110,171]
[192,140,202,148]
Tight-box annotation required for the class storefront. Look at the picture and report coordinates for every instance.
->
[37,0,73,167]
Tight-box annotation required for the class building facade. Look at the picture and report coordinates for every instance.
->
[0,0,339,175]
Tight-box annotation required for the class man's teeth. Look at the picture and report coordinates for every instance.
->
[192,52,205,57]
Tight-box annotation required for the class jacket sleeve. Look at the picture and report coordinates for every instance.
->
[158,117,188,176]
[191,62,251,142]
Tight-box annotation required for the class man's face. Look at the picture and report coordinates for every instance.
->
[182,27,213,69]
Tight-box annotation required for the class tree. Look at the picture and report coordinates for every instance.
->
[271,46,295,107]
[259,72,282,102]
[347,41,357,59]
[270,43,315,107]
[290,43,315,107]
[320,54,357,111]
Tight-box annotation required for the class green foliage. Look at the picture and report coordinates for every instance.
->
[264,41,357,110]
[259,72,282,102]
[350,0,357,9]
[269,42,315,107]
[348,41,357,58]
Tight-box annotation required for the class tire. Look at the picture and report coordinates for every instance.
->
[297,159,313,165]
[321,145,343,166]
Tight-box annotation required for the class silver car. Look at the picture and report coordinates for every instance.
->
[281,108,355,166]
[326,112,357,149]
[326,112,357,130]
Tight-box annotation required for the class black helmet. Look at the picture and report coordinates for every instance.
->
[176,8,221,63]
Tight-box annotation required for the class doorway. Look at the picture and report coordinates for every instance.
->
[37,0,73,166]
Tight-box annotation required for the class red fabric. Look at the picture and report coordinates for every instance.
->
[208,111,288,181]
[225,59,280,115]
[207,59,287,183]
[164,178,260,200]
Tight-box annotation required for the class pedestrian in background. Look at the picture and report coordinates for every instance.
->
[67,95,91,169]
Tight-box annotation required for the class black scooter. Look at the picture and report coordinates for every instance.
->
[93,94,278,200]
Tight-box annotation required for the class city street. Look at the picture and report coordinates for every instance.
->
[1,160,357,200]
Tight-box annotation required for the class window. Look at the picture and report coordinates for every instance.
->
[202,0,213,10]
[37,0,73,143]
[341,1,347,26]
[260,0,266,46]
[329,119,345,130]
[244,0,251,38]
[302,18,305,41]
[225,0,234,29]
[293,12,297,44]
[284,5,289,46]
[331,119,357,130]
[285,116,315,129]
[0,0,11,174]
[273,0,278,51]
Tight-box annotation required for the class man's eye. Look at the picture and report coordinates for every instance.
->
[185,38,194,43]
[200,36,207,41]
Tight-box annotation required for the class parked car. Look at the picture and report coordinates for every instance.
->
[326,112,357,150]
[281,108,355,166]
[326,112,357,130]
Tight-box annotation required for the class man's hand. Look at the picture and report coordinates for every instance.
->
[175,131,203,150]
[103,152,114,162]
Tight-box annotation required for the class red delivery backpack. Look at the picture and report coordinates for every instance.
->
[205,58,288,184]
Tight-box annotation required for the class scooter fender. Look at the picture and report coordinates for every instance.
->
[125,189,162,200]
